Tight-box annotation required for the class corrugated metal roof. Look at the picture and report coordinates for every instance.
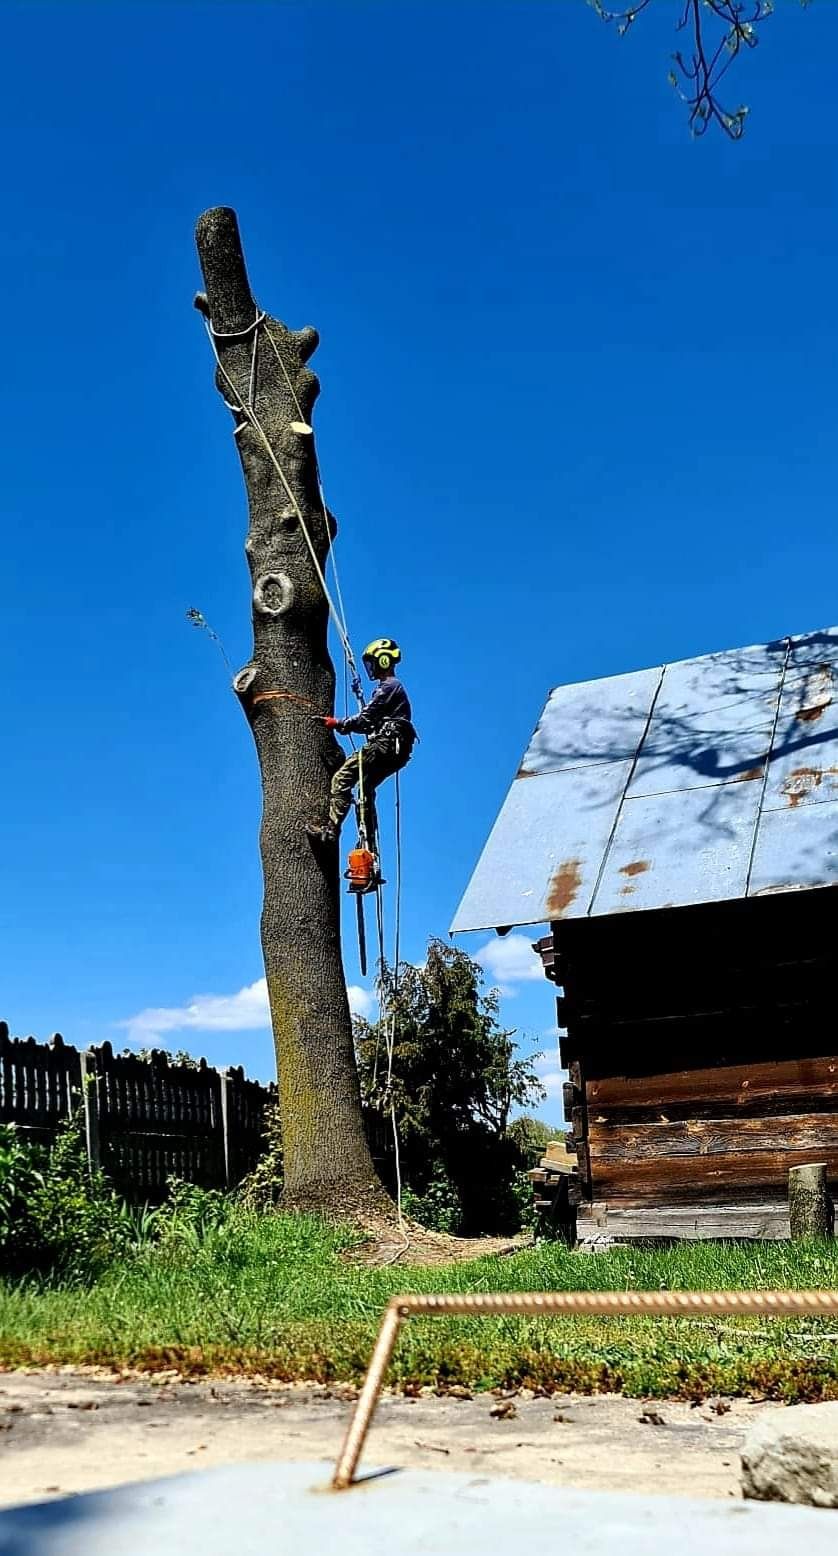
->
[451,627,838,933]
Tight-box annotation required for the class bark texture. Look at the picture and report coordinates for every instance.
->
[788,1163,833,1240]
[195,207,385,1214]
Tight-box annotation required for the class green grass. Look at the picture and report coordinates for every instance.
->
[2,1212,838,1401]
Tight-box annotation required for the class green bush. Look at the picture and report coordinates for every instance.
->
[509,1166,538,1232]
[0,1125,46,1269]
[150,1180,232,1254]
[237,1100,284,1211]
[506,1115,555,1165]
[401,1164,463,1233]
[355,939,546,1235]
[0,1117,132,1282]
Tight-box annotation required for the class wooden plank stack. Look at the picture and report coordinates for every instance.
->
[527,1139,579,1241]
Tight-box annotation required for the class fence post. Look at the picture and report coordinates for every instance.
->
[220,1069,233,1187]
[79,1050,100,1173]
[789,1162,833,1239]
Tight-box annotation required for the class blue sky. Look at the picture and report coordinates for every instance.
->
[2,1,837,1125]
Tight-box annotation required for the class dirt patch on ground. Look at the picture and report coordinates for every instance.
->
[351,1225,531,1266]
[0,1369,786,1509]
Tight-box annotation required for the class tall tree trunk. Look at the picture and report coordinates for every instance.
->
[194,207,387,1216]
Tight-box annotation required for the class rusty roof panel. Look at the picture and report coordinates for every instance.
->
[788,625,838,668]
[762,706,838,813]
[640,690,778,743]
[627,727,772,799]
[590,784,760,916]
[451,625,838,933]
[518,668,660,776]
[449,761,632,932]
[749,801,838,897]
[652,643,785,723]
[780,662,837,719]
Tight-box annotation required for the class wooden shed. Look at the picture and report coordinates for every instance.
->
[452,627,838,1243]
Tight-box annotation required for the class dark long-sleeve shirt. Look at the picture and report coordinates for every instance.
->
[339,676,414,738]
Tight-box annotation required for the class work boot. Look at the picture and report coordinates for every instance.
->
[305,820,338,846]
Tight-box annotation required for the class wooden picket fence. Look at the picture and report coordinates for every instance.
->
[0,1022,275,1202]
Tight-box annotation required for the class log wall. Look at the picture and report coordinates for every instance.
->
[552,888,838,1238]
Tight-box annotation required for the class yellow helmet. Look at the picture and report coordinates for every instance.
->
[362,637,401,674]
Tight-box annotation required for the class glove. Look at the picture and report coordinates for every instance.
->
[324,716,342,730]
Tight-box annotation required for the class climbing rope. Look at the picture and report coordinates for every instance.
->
[370,769,406,1237]
[202,308,365,709]
[262,325,359,712]
[386,770,405,1233]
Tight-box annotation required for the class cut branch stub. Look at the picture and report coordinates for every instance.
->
[233,665,259,704]
[253,572,295,617]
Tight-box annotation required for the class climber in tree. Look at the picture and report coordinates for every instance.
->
[307,638,416,847]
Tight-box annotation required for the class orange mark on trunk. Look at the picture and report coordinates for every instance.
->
[547,859,583,918]
[620,860,650,877]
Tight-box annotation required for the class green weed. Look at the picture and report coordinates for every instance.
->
[1,1207,837,1400]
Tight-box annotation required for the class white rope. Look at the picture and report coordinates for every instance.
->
[262,323,363,706]
[203,312,364,707]
[386,768,405,1231]
[209,311,266,339]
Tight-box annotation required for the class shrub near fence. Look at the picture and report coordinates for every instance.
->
[0,1023,274,1202]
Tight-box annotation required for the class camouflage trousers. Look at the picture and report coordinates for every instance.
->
[330,732,413,841]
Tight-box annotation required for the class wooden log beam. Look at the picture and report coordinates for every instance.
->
[593,1150,838,1204]
[576,1202,791,1241]
[587,1057,838,1121]
[588,1114,838,1163]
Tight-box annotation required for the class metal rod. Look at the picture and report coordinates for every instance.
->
[331,1287,838,1489]
[333,1301,403,1489]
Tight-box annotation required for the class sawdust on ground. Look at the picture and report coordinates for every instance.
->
[351,1224,531,1265]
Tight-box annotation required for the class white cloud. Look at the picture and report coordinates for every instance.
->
[537,1068,566,1099]
[122,977,376,1045]
[534,1047,565,1100]
[475,933,545,995]
[347,985,375,1020]
[121,978,271,1045]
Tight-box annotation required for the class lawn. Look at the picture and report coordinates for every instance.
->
[2,1212,838,1400]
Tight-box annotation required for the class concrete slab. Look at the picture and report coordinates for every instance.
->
[0,1460,837,1556]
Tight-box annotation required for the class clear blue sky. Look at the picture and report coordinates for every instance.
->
[2,1,836,1124]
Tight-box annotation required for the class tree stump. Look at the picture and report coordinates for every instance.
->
[788,1163,833,1239]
